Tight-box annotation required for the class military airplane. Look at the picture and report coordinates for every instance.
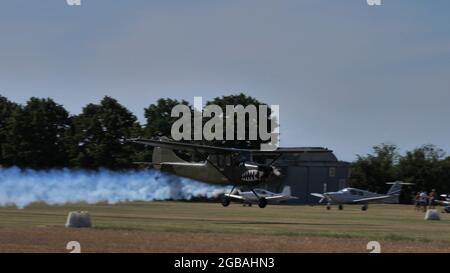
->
[224,186,298,207]
[310,181,413,211]
[129,138,317,208]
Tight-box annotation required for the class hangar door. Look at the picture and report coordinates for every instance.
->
[283,166,308,203]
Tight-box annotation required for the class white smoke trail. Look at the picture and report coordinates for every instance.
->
[0,167,229,208]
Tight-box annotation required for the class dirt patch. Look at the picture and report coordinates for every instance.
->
[0,226,449,253]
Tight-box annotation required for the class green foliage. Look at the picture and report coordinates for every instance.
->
[0,95,19,165]
[144,98,191,138]
[1,97,70,168]
[398,145,447,192]
[350,143,399,193]
[68,96,139,169]
[350,143,450,203]
[205,93,275,149]
[143,94,276,150]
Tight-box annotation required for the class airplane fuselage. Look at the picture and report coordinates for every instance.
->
[324,188,395,204]
[158,159,271,187]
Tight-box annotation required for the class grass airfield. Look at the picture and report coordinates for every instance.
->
[0,201,449,253]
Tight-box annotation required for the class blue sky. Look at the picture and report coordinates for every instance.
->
[1,0,449,161]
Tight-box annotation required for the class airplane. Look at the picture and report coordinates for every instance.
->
[224,186,298,206]
[129,137,314,208]
[433,195,450,213]
[435,194,450,206]
[310,181,414,211]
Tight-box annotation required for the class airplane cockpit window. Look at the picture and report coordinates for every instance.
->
[255,189,267,195]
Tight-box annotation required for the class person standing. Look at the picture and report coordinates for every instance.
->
[429,189,437,209]
[415,192,421,211]
[419,191,428,212]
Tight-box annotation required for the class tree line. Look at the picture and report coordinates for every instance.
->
[0,93,269,170]
[1,94,449,197]
[350,143,450,201]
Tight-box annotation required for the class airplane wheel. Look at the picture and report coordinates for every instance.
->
[221,196,231,207]
[361,205,368,211]
[258,198,268,208]
[338,204,343,210]
[326,205,331,210]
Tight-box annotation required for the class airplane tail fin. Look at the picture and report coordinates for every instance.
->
[280,186,292,196]
[386,181,403,196]
[152,147,186,169]
[385,181,414,203]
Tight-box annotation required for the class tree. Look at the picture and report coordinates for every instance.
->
[69,96,140,169]
[350,143,399,193]
[144,98,191,139]
[439,157,450,193]
[2,97,71,168]
[398,144,446,193]
[205,93,276,150]
[0,95,19,165]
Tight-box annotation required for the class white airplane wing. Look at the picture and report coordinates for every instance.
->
[265,195,298,201]
[224,193,244,200]
[310,193,325,199]
[435,200,450,206]
[352,195,391,203]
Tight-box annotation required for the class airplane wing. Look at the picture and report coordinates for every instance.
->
[265,195,298,201]
[435,200,450,206]
[224,193,245,200]
[310,193,329,204]
[129,138,331,155]
[310,193,325,199]
[352,195,391,203]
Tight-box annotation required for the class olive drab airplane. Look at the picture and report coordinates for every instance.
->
[310,181,414,211]
[130,138,317,208]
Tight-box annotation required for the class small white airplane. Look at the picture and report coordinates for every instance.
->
[223,186,298,208]
[435,194,450,206]
[311,181,414,211]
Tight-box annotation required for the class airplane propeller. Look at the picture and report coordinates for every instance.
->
[271,166,281,177]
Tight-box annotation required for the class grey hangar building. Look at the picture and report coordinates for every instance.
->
[254,147,350,204]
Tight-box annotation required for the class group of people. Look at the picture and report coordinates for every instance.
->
[415,190,437,212]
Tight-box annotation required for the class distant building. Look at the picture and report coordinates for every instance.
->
[254,147,349,204]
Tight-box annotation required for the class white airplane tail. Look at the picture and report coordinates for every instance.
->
[280,186,292,196]
[385,181,414,203]
[386,181,403,196]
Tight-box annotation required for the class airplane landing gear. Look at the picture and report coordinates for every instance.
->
[338,204,344,210]
[251,189,268,209]
[221,196,231,207]
[221,186,236,207]
[326,203,331,210]
[258,197,268,208]
[361,204,368,211]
